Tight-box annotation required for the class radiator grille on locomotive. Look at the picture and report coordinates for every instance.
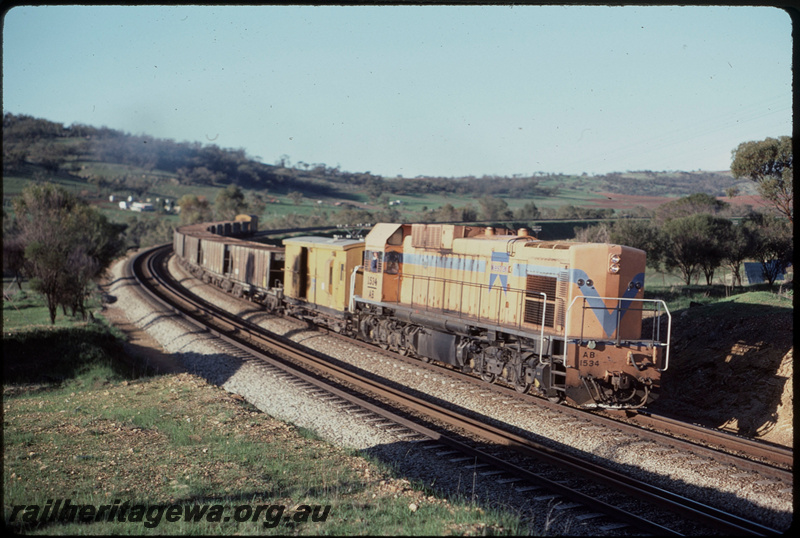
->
[524,274,559,327]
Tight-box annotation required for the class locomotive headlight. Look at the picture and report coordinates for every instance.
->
[609,253,621,274]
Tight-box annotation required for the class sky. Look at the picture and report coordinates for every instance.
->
[2,5,793,178]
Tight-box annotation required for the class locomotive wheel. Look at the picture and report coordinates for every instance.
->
[480,372,497,383]
[397,325,416,357]
[513,379,531,394]
[510,352,533,394]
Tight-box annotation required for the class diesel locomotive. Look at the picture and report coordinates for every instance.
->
[173,216,671,408]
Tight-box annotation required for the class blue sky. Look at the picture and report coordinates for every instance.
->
[2,5,793,178]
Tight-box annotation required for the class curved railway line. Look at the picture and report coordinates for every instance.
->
[130,243,790,536]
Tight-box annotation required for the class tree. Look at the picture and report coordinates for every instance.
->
[555,205,580,219]
[731,136,793,222]
[574,223,611,243]
[478,195,512,221]
[3,210,27,289]
[725,186,740,199]
[722,221,758,288]
[745,213,793,285]
[12,183,125,323]
[248,192,268,219]
[214,184,248,220]
[121,216,175,249]
[695,216,733,285]
[609,219,665,270]
[660,214,730,285]
[654,192,729,223]
[177,194,213,225]
[124,175,155,199]
[364,176,385,201]
[26,141,70,173]
[514,201,541,220]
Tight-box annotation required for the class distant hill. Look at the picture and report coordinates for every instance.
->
[3,113,751,211]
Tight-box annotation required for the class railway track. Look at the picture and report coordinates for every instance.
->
[614,409,793,472]
[320,320,793,478]
[130,244,788,535]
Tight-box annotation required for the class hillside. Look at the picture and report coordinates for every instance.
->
[4,113,750,219]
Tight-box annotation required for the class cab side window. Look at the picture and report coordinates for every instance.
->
[384,251,402,275]
[366,250,383,273]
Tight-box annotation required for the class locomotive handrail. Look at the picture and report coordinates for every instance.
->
[562,296,671,372]
[536,292,547,365]
[348,265,364,312]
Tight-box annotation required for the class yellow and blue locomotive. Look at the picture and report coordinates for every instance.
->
[173,218,671,408]
[353,223,670,407]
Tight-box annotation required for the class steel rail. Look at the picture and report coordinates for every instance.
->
[616,409,794,472]
[324,317,793,480]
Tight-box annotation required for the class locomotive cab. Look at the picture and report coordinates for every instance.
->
[362,223,407,303]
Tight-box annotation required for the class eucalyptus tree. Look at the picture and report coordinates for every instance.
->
[660,214,731,285]
[743,212,793,285]
[12,183,125,323]
[177,194,213,225]
[731,136,793,223]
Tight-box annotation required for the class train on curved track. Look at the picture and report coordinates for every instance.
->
[173,215,671,408]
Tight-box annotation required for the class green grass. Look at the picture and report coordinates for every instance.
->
[2,278,108,331]
[3,288,75,330]
[3,364,524,535]
[3,279,525,536]
[3,174,35,197]
[644,279,793,315]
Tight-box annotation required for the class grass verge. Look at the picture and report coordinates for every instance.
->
[4,368,523,535]
[3,287,524,535]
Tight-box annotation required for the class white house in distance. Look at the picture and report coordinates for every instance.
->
[130,202,155,212]
[114,195,173,212]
